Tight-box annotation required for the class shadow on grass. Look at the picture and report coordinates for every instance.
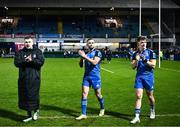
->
[41,104,79,117]
[88,107,149,120]
[87,107,133,121]
[0,108,24,122]
[40,104,140,121]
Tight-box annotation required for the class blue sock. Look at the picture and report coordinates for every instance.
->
[81,99,87,115]
[150,104,155,110]
[135,108,141,117]
[98,97,104,109]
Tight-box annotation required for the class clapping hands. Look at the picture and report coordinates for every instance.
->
[78,50,86,58]
[25,54,32,62]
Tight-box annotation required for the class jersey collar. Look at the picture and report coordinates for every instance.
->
[138,48,147,53]
[89,48,95,52]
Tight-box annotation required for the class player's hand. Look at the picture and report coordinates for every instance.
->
[78,50,86,58]
[140,54,147,63]
[135,54,140,61]
[25,54,32,62]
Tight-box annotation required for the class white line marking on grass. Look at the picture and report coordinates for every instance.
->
[101,67,114,73]
[40,116,74,119]
[40,114,180,119]
[40,115,111,119]
[156,114,180,117]
[160,67,180,73]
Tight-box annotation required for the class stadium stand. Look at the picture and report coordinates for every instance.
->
[1,15,151,38]
[0,0,180,47]
[1,0,179,8]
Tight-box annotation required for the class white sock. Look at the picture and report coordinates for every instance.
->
[135,113,140,118]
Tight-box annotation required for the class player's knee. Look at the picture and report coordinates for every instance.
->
[82,91,88,98]
[95,93,102,98]
[136,94,143,100]
[95,90,102,98]
[148,95,154,100]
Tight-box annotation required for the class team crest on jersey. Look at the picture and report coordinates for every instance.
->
[33,54,37,58]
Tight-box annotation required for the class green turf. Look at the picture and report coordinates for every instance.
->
[0,58,180,126]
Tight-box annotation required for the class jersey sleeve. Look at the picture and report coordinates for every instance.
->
[95,50,102,58]
[132,52,137,60]
[150,50,156,59]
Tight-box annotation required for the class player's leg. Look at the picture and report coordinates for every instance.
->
[130,76,143,124]
[130,88,143,124]
[146,90,155,119]
[107,57,110,63]
[144,76,155,119]
[76,86,89,120]
[134,88,143,118]
[81,86,89,115]
[95,88,105,116]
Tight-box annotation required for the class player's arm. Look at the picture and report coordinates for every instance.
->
[131,53,139,69]
[78,50,101,65]
[144,51,156,69]
[83,56,100,65]
[14,51,26,67]
[131,59,137,69]
[29,49,45,68]
[146,59,156,69]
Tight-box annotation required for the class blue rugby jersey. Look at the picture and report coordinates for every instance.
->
[132,48,156,76]
[84,49,102,77]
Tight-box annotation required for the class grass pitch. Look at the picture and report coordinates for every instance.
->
[0,58,180,126]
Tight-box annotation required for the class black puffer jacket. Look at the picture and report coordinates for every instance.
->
[14,46,44,111]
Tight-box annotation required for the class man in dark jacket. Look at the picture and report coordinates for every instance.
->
[106,48,112,63]
[14,36,44,122]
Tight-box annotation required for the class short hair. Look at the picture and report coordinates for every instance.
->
[87,38,95,43]
[24,36,32,40]
[137,35,147,42]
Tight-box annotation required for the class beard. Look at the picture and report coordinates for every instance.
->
[25,46,33,49]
